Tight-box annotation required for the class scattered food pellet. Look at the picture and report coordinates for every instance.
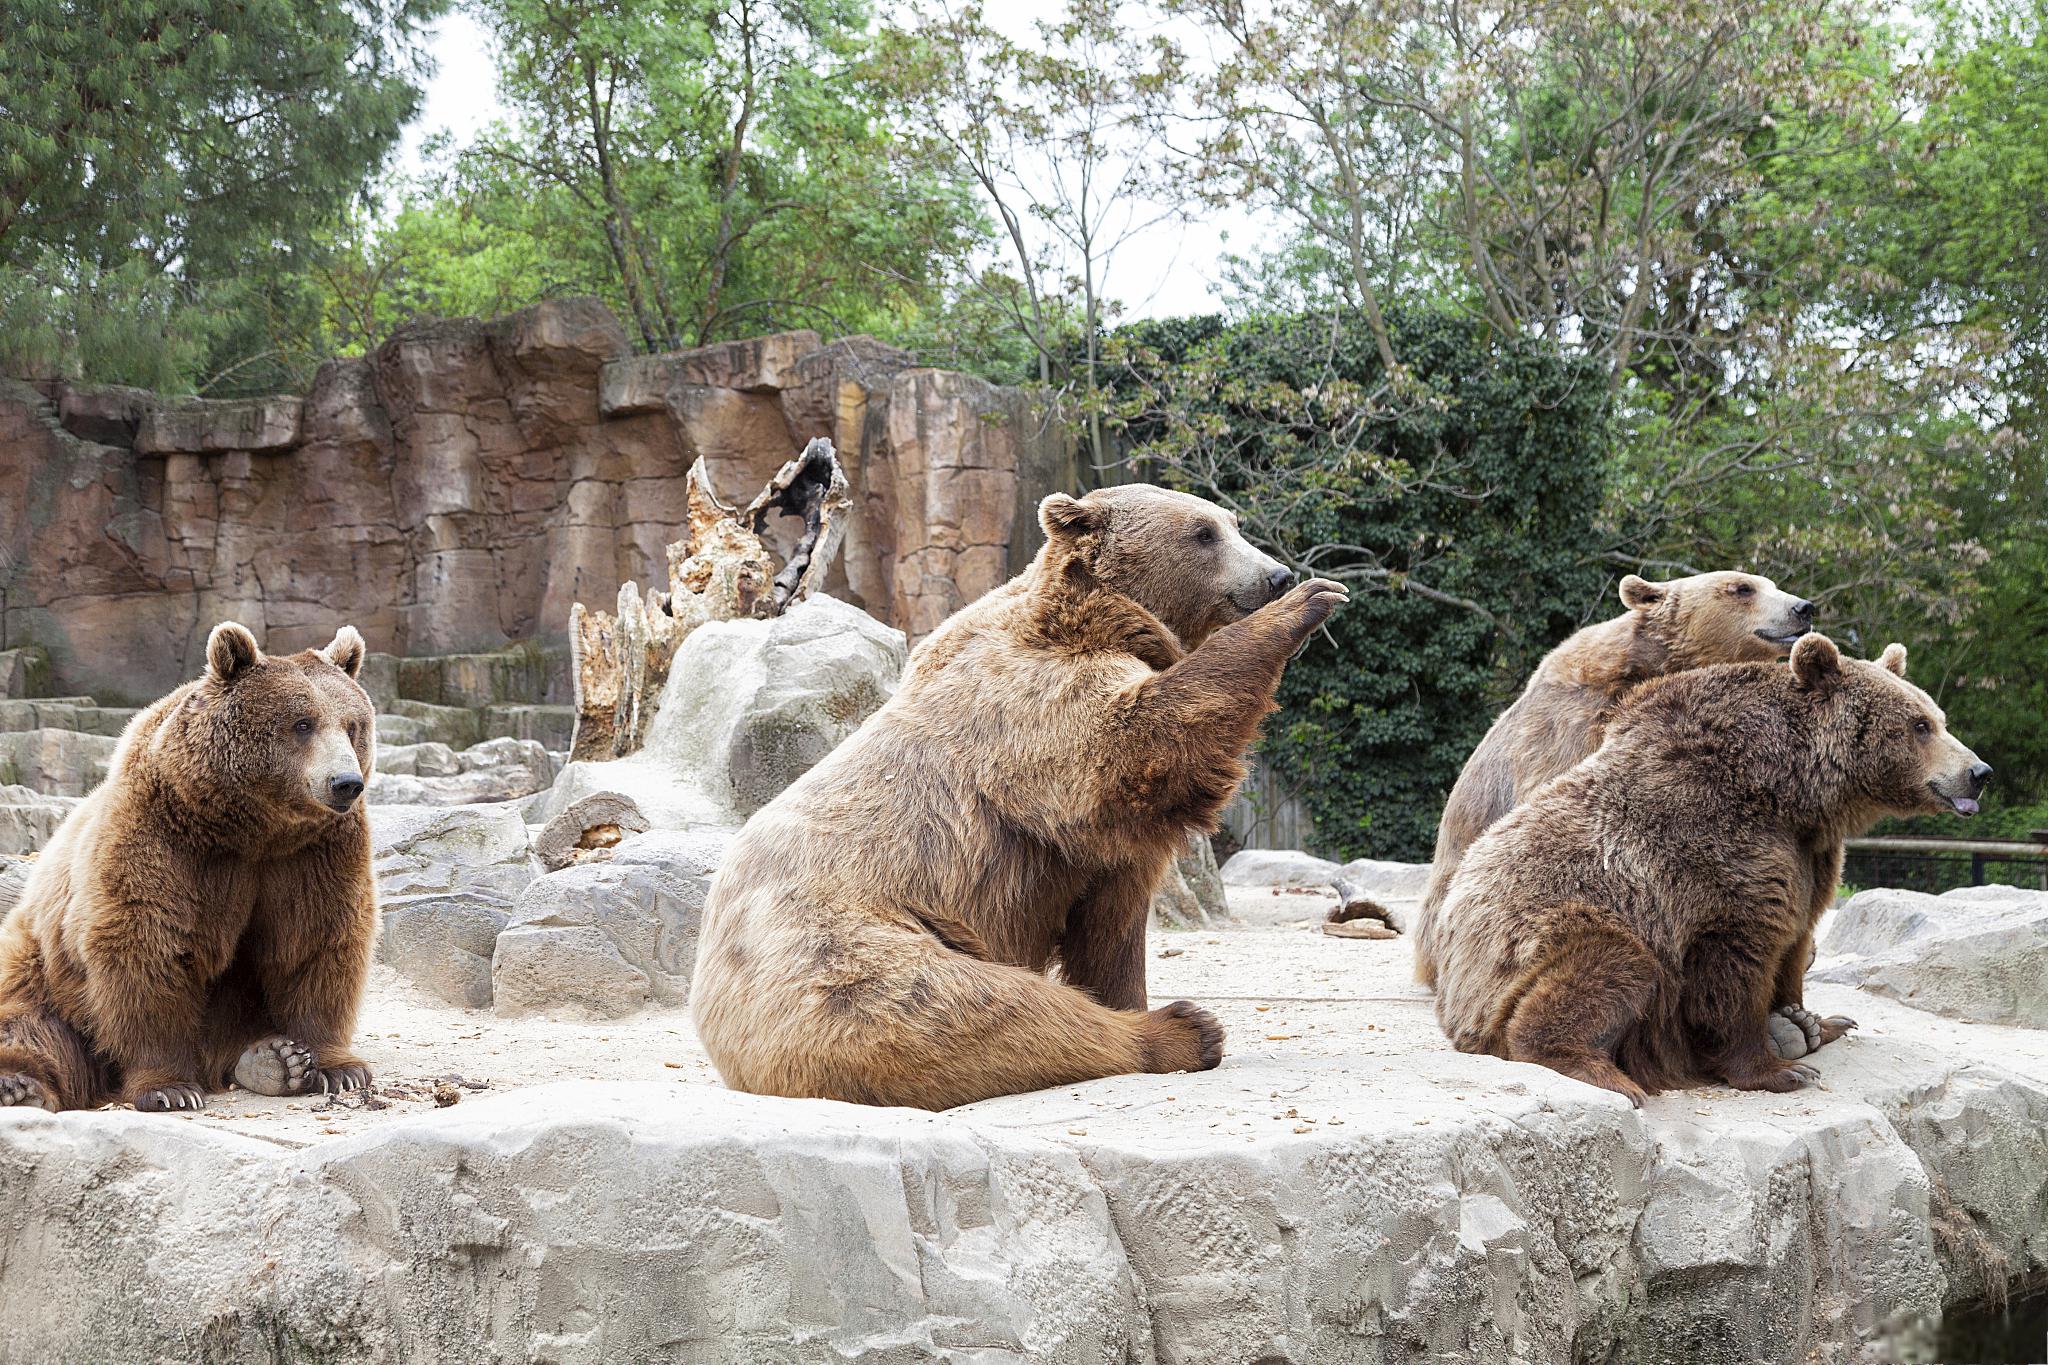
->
[432,1083,460,1107]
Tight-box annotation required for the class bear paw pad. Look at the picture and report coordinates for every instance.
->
[234,1036,318,1097]
[0,1074,54,1110]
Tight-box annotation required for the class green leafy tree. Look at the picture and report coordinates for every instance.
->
[461,0,982,351]
[0,0,446,390]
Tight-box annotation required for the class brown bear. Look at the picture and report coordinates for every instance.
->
[1412,570,1814,990]
[692,484,1347,1109]
[0,623,380,1112]
[1430,634,1989,1105]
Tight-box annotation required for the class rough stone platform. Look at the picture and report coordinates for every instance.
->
[0,915,2043,1363]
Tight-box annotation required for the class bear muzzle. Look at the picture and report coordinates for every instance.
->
[1930,760,1993,817]
[325,772,366,812]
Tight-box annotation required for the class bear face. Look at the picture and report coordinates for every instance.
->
[1794,634,1993,819]
[1039,486,1292,647]
[173,622,376,829]
[1618,569,1814,664]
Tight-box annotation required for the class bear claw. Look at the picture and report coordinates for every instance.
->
[134,1082,207,1112]
[0,1073,54,1111]
[316,1063,373,1095]
[234,1035,318,1097]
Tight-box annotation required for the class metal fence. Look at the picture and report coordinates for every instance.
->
[1841,837,2048,895]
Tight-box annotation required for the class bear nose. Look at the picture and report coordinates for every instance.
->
[1266,565,1295,599]
[1968,762,1993,790]
[329,774,365,807]
[1794,598,1815,620]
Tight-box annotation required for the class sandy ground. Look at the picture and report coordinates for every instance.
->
[140,884,2048,1150]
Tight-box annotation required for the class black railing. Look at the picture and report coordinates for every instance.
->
[1842,837,2048,896]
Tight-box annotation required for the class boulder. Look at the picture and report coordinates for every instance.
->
[1814,885,2048,1028]
[0,785,79,857]
[0,729,116,797]
[1219,848,1343,888]
[539,595,903,829]
[369,803,535,901]
[493,829,730,1013]
[490,926,650,1018]
[1337,856,1432,901]
[533,790,650,871]
[1152,833,1227,929]
[384,699,482,750]
[376,891,510,1008]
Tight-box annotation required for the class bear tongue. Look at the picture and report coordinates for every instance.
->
[1950,795,1980,816]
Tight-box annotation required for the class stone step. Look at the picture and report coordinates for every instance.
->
[481,703,576,752]
[0,700,140,736]
[0,783,80,857]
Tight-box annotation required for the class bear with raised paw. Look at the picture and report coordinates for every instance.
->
[693,484,1346,1109]
[1412,570,1815,992]
[1430,634,1988,1106]
[0,623,379,1112]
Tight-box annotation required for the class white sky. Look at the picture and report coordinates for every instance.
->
[395,7,1262,322]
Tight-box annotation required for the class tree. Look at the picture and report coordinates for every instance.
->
[0,0,446,389]
[466,0,981,352]
[875,0,1178,423]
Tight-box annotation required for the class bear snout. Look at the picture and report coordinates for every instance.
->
[326,773,366,811]
[1264,564,1295,601]
[1968,761,1994,792]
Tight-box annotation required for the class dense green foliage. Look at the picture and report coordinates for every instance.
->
[1100,313,1611,859]
[0,0,445,390]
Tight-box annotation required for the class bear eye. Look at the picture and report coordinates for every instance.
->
[293,717,315,737]
[1913,718,1932,737]
[1192,524,1219,546]
[1732,582,1754,597]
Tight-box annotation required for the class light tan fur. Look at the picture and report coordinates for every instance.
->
[1413,570,1814,987]
[692,484,1347,1109]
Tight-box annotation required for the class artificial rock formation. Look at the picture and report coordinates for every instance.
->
[566,438,850,762]
[1,301,1077,703]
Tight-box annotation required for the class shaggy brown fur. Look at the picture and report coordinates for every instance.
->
[692,484,1345,1109]
[0,623,379,1112]
[1431,635,1989,1105]
[1413,570,1814,988]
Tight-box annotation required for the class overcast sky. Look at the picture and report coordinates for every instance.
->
[396,8,1261,321]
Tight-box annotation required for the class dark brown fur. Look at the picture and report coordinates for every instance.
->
[0,624,379,1112]
[1431,636,1988,1105]
[692,484,1346,1109]
[1413,570,1814,987]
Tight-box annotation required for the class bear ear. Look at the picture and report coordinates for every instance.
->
[1790,632,1842,690]
[1876,642,1908,677]
[321,625,367,679]
[1618,575,1665,611]
[1039,493,1104,541]
[206,621,262,685]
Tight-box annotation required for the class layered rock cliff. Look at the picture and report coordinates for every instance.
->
[0,299,1075,701]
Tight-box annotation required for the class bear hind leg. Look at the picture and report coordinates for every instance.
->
[1502,910,1663,1107]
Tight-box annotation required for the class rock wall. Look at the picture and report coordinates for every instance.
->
[0,299,1077,702]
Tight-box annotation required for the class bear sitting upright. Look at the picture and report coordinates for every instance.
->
[692,484,1347,1109]
[0,623,380,1112]
[1412,570,1814,989]
[1430,634,1989,1105]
